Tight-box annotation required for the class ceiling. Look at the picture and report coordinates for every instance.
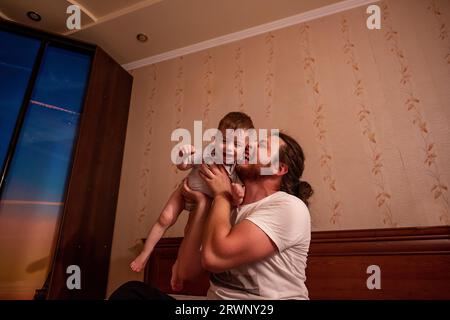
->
[1,0,343,65]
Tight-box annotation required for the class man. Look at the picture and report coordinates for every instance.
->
[110,132,313,300]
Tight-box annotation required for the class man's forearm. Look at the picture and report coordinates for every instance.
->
[202,194,232,260]
[176,201,210,280]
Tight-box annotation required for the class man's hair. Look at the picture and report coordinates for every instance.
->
[218,112,254,131]
[277,132,314,207]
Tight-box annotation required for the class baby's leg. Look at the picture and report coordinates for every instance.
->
[170,259,183,292]
[130,187,184,272]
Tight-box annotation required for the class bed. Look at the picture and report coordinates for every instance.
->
[144,226,450,299]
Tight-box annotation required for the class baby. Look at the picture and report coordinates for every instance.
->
[130,112,254,272]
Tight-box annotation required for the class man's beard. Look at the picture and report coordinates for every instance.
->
[235,164,262,181]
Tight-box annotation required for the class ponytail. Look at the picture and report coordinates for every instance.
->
[277,132,314,207]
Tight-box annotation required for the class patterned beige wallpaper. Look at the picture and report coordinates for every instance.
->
[107,0,450,293]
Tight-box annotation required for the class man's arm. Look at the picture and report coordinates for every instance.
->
[200,167,277,273]
[174,180,210,282]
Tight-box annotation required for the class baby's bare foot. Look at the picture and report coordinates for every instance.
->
[231,183,245,205]
[130,253,149,272]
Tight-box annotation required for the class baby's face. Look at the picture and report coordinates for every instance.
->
[219,129,248,165]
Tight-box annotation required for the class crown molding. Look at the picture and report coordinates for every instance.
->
[0,10,12,21]
[122,0,379,70]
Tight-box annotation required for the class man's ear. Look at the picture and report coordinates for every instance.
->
[276,163,288,176]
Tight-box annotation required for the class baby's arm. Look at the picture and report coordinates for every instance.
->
[176,145,196,171]
[231,183,245,206]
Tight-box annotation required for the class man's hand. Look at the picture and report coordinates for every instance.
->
[199,164,232,199]
[181,178,208,206]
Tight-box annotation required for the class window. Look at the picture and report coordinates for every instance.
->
[0,31,40,171]
[0,31,92,299]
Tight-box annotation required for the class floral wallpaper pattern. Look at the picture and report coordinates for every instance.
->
[264,33,275,119]
[340,17,396,227]
[137,65,158,230]
[172,56,184,183]
[427,0,450,66]
[382,1,449,223]
[202,52,214,128]
[234,46,246,112]
[299,24,343,225]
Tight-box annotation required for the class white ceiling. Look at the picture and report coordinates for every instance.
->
[1,0,343,65]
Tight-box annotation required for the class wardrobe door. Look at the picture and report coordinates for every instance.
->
[47,48,132,299]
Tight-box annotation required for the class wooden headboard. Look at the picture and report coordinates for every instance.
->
[144,226,450,299]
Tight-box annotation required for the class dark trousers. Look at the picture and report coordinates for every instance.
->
[109,281,176,300]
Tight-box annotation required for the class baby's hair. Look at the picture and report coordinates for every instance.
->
[218,112,255,131]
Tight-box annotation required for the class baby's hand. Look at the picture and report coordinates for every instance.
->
[177,144,196,170]
[231,183,245,206]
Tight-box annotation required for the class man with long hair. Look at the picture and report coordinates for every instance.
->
[110,131,313,300]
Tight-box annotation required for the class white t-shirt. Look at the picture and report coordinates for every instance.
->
[206,191,311,300]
